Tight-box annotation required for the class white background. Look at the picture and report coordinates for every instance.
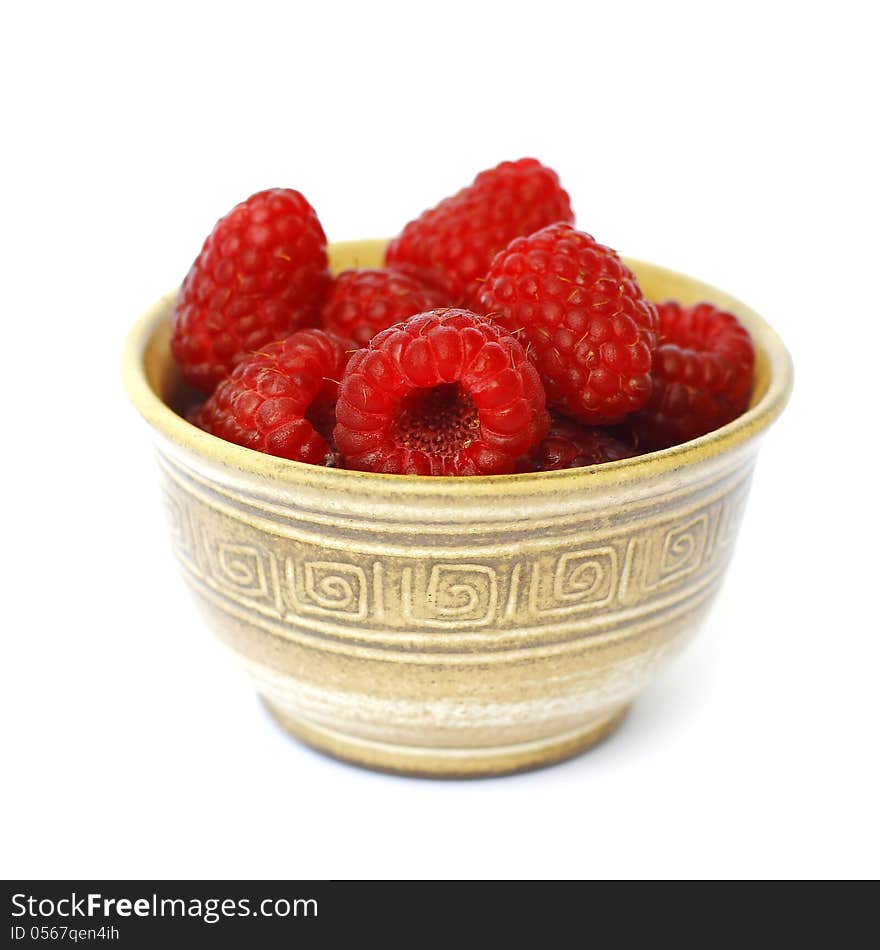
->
[2,0,878,880]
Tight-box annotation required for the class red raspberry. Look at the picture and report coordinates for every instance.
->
[477,223,658,426]
[321,269,451,346]
[197,329,348,465]
[622,301,755,451]
[385,158,573,309]
[334,309,550,476]
[171,189,330,394]
[185,402,205,427]
[528,416,635,471]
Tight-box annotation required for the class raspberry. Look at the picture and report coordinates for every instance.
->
[185,403,205,427]
[385,158,573,309]
[196,329,348,465]
[621,301,755,451]
[528,416,635,471]
[171,189,330,393]
[477,223,658,426]
[321,268,451,346]
[334,309,550,476]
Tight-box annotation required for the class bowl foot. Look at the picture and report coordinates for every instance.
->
[262,700,630,779]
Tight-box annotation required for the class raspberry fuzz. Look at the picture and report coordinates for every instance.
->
[197,329,348,465]
[171,189,330,393]
[321,268,451,346]
[478,223,658,426]
[385,158,573,309]
[623,301,755,451]
[334,309,550,475]
[530,416,635,471]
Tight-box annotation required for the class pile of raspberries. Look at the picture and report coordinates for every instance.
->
[172,159,755,476]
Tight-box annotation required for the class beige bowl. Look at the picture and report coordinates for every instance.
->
[123,239,793,777]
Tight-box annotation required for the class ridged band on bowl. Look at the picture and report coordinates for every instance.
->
[122,240,792,777]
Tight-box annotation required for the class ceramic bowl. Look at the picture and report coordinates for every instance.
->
[122,239,793,777]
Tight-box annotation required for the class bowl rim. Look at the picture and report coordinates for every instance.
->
[122,242,793,496]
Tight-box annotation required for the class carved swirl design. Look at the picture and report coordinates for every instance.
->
[286,559,368,620]
[163,492,195,565]
[553,549,615,604]
[420,564,498,626]
[305,562,365,614]
[659,516,707,578]
[163,477,751,634]
[216,544,267,595]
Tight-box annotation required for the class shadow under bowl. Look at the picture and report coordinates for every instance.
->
[122,239,793,777]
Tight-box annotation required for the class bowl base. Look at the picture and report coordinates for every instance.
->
[262,700,630,779]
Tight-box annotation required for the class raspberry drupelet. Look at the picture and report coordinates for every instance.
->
[333,309,550,475]
[385,158,573,309]
[196,329,349,465]
[621,300,755,451]
[478,223,658,426]
[321,268,451,346]
[171,188,330,393]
